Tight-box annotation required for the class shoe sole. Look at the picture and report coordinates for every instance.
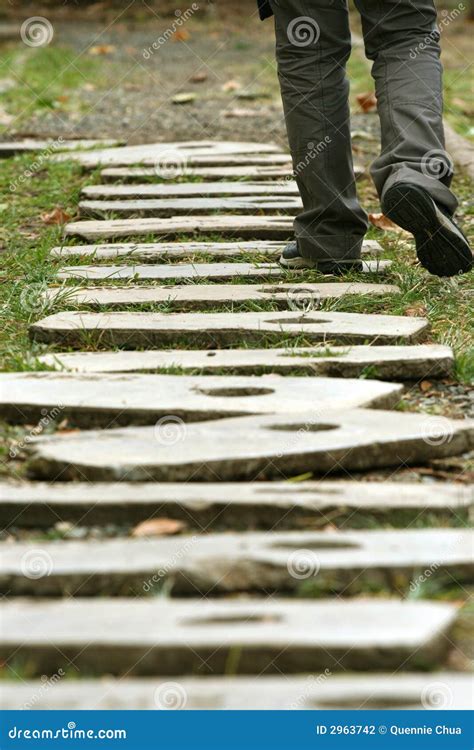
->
[279,255,316,269]
[382,184,472,277]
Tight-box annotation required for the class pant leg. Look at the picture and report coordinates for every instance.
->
[271,0,367,262]
[355,0,457,214]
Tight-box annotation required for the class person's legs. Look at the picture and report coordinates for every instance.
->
[356,0,472,276]
[271,0,367,267]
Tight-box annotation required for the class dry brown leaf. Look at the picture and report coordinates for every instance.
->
[132,518,186,538]
[419,380,433,392]
[368,212,405,233]
[40,207,72,225]
[405,304,427,317]
[222,80,241,92]
[89,44,116,56]
[356,91,377,112]
[173,29,190,42]
[223,108,259,118]
[190,72,208,83]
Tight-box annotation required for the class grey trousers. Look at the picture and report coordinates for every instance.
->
[271,0,457,262]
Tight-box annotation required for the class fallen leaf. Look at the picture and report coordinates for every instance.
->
[40,207,72,225]
[405,304,427,317]
[223,107,259,118]
[222,80,241,92]
[173,29,190,42]
[172,93,196,105]
[132,518,186,538]
[420,380,433,392]
[368,212,404,233]
[190,71,207,83]
[356,92,377,112]
[89,44,116,56]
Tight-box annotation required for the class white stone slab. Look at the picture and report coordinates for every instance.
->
[53,140,281,167]
[0,599,457,674]
[78,196,303,217]
[1,673,471,710]
[82,181,302,198]
[64,215,294,240]
[2,480,470,529]
[0,373,402,428]
[0,138,123,156]
[56,262,282,282]
[45,282,399,309]
[99,164,365,181]
[50,239,382,260]
[38,345,454,380]
[2,529,471,597]
[26,409,474,482]
[30,310,427,348]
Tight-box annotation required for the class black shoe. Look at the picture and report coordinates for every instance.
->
[382,183,472,277]
[280,242,362,275]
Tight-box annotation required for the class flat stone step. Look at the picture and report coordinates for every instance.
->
[2,480,470,529]
[1,672,471,710]
[50,239,382,261]
[78,197,303,217]
[100,164,365,181]
[56,262,286,282]
[38,344,454,380]
[81,181,302,198]
[45,282,399,309]
[30,310,427,348]
[53,140,282,168]
[26,409,473,482]
[2,529,471,597]
[0,598,457,674]
[0,138,123,157]
[0,373,402,428]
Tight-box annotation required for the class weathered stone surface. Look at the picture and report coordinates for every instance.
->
[64,216,387,244]
[45,282,399,309]
[2,481,470,529]
[79,197,303,217]
[26,409,474,482]
[82,181,302,198]
[53,140,281,167]
[0,372,402,428]
[2,529,471,597]
[1,673,471,710]
[56,262,282,282]
[0,139,123,156]
[0,598,457,674]
[38,344,454,380]
[30,310,427,348]
[100,164,365,181]
[50,239,382,260]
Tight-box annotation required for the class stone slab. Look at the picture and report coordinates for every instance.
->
[0,139,123,157]
[38,345,454,381]
[64,215,295,240]
[50,239,382,260]
[0,599,457,674]
[2,529,471,597]
[100,164,365,181]
[56,262,283,282]
[2,480,471,529]
[53,140,281,167]
[78,197,303,217]
[26,409,474,482]
[0,373,402,428]
[45,282,399,309]
[30,310,427,348]
[82,181,302,198]
[1,673,470,710]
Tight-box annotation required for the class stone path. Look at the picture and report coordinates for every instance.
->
[3,140,473,710]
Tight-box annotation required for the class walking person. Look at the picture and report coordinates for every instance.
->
[259,0,472,276]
